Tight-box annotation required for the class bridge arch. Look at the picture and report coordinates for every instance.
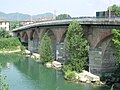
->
[93,34,116,74]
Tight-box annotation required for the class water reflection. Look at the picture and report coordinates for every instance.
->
[0,54,111,90]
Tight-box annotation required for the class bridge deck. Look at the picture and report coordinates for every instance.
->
[12,18,120,32]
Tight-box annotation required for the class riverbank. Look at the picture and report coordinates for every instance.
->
[0,49,21,54]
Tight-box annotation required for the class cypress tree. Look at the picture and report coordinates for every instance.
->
[39,32,54,64]
[65,21,89,72]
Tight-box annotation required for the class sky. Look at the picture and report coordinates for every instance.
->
[0,0,120,17]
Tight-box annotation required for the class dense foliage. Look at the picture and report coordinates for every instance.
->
[0,30,11,38]
[0,64,9,90]
[0,37,22,51]
[56,14,71,20]
[108,4,120,16]
[64,21,89,73]
[39,32,54,64]
[10,21,21,30]
[112,29,120,77]
[112,29,120,60]
[64,70,76,81]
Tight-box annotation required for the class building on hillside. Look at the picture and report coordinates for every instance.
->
[0,20,10,31]
[20,17,54,26]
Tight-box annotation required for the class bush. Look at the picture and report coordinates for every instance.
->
[0,29,11,38]
[0,37,22,51]
[64,70,76,81]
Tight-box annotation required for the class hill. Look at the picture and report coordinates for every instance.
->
[0,11,54,20]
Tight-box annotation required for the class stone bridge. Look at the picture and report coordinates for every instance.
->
[12,18,120,76]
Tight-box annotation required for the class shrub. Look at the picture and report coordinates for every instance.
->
[0,29,11,38]
[64,70,76,81]
[0,37,22,51]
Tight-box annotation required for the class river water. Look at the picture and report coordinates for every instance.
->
[0,54,111,90]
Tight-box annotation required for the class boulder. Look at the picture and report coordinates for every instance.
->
[32,53,40,59]
[25,50,31,54]
[82,70,100,82]
[52,61,62,68]
[75,70,100,84]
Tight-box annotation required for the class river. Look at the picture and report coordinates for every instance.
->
[0,54,111,90]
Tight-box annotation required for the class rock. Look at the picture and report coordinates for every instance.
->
[52,61,62,68]
[74,70,100,84]
[82,70,100,82]
[75,73,79,80]
[32,53,40,59]
[86,80,91,84]
[80,77,87,82]
[25,50,31,54]
[46,63,52,68]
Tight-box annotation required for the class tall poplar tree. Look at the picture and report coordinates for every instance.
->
[65,21,89,72]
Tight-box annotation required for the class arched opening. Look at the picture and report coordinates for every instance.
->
[22,32,28,49]
[96,35,116,74]
[90,34,116,75]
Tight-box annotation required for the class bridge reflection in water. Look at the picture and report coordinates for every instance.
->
[0,55,111,90]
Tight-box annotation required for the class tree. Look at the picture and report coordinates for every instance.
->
[0,29,11,38]
[39,32,54,64]
[64,21,89,73]
[112,29,120,77]
[108,4,120,16]
[112,29,120,60]
[56,14,71,20]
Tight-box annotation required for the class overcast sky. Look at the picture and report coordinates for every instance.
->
[0,0,120,17]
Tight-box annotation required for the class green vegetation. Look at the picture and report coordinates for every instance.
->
[0,30,11,38]
[112,29,120,77]
[0,30,22,51]
[64,21,89,73]
[56,14,71,20]
[0,37,21,51]
[64,70,76,81]
[108,4,120,16]
[10,21,22,30]
[39,32,54,64]
[0,75,9,90]
[0,64,9,90]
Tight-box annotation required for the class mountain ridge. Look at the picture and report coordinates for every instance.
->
[0,11,54,20]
